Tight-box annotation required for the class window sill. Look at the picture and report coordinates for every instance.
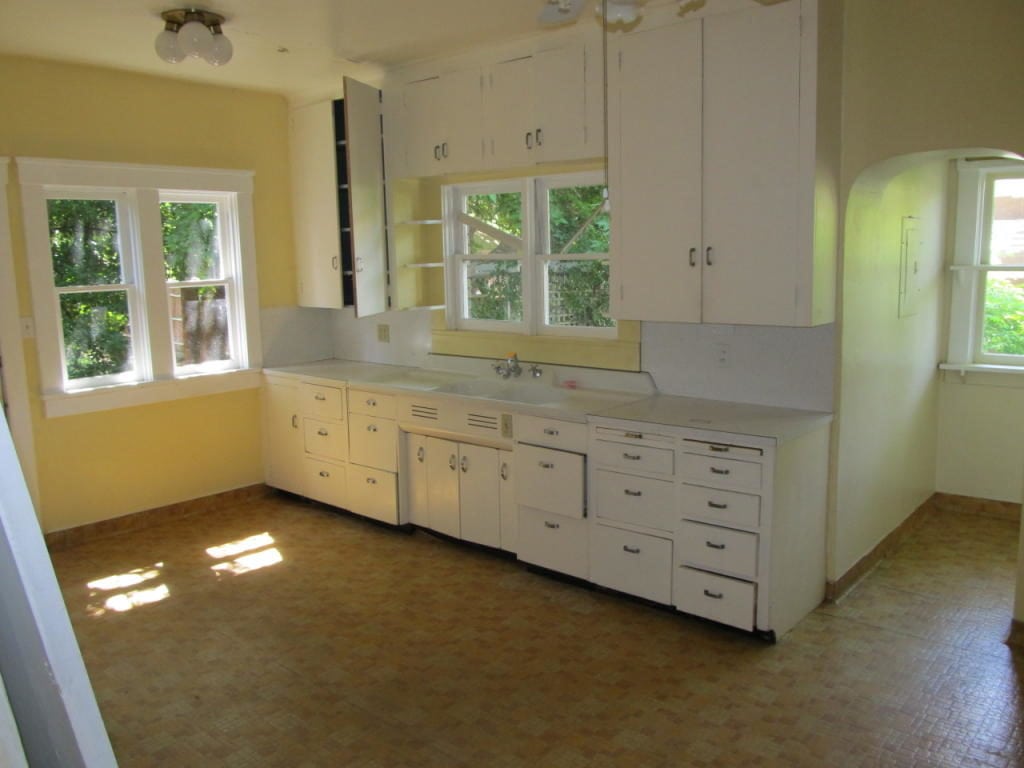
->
[43,368,263,418]
[939,363,1024,374]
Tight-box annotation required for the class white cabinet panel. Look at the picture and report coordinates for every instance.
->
[459,443,500,548]
[590,525,673,605]
[426,437,460,537]
[516,415,587,453]
[404,432,429,527]
[678,453,762,492]
[402,70,483,177]
[348,465,398,525]
[264,377,305,496]
[304,458,347,509]
[591,439,674,476]
[594,470,676,532]
[517,507,588,580]
[678,520,758,580]
[348,389,397,419]
[486,55,534,168]
[515,444,585,519]
[301,383,344,421]
[499,449,517,553]
[675,567,756,632]
[680,484,761,529]
[303,418,348,462]
[349,413,397,472]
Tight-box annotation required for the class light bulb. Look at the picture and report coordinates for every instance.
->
[204,32,233,66]
[154,27,184,63]
[601,0,641,26]
[178,19,213,59]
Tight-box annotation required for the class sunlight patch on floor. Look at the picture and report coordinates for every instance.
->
[210,547,283,576]
[205,532,275,560]
[86,564,169,616]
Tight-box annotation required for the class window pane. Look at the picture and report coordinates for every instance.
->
[169,285,232,367]
[548,185,610,254]
[47,199,123,287]
[981,272,1024,356]
[464,260,522,322]
[466,192,521,254]
[59,291,134,380]
[546,260,613,328]
[162,202,222,281]
[988,178,1024,266]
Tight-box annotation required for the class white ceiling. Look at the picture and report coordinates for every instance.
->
[0,0,590,103]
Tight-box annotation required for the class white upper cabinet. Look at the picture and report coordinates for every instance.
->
[400,69,483,178]
[484,44,591,169]
[289,77,388,315]
[608,0,838,327]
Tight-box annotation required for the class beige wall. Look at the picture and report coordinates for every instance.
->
[0,55,296,532]
[833,160,948,578]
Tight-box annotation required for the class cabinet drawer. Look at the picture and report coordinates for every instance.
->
[304,458,347,508]
[591,440,674,476]
[349,413,397,472]
[594,470,676,531]
[678,453,761,491]
[348,466,398,525]
[682,438,764,461]
[675,568,755,632]
[590,525,673,605]
[680,484,761,529]
[515,444,585,519]
[301,382,344,421]
[516,415,587,452]
[349,389,397,419]
[517,508,588,580]
[678,520,758,579]
[303,418,348,461]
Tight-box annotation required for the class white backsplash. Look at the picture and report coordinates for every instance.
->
[260,306,334,367]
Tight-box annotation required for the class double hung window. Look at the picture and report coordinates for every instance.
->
[445,171,613,336]
[20,158,260,414]
[948,160,1024,368]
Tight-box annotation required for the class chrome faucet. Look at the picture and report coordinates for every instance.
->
[493,353,522,379]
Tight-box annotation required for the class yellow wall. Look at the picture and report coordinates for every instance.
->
[0,55,296,532]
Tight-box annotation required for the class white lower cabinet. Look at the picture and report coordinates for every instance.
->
[420,435,505,548]
[348,465,399,525]
[517,507,588,580]
[674,568,756,632]
[304,458,347,508]
[498,450,516,553]
[590,525,672,604]
[459,443,501,548]
[402,432,430,527]
[264,375,305,496]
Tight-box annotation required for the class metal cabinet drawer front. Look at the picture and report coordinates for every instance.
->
[348,413,398,472]
[675,567,755,632]
[348,466,398,525]
[680,484,761,529]
[349,389,397,419]
[678,520,758,579]
[595,470,676,531]
[682,438,763,461]
[301,383,344,421]
[304,458,347,508]
[517,507,588,580]
[678,453,761,491]
[590,524,673,605]
[515,444,585,519]
[517,415,587,452]
[303,418,348,461]
[591,440,674,476]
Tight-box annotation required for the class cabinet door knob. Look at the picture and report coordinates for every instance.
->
[317,428,329,436]
[434,144,441,161]
[441,142,448,158]
[291,415,298,429]
[689,247,697,267]
[525,131,533,149]
[705,246,714,266]
[367,398,376,407]
[448,454,457,471]
[416,446,425,463]
[460,455,469,473]
[500,462,509,481]
[331,255,339,271]
[622,545,641,554]
[366,477,377,485]
[319,470,330,478]
[535,127,543,146]
[705,541,726,550]
[367,424,378,433]
[314,393,326,401]
[703,589,724,600]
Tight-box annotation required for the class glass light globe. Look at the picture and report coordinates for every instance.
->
[204,33,233,66]
[154,28,184,63]
[178,19,213,59]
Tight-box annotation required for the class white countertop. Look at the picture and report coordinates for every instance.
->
[264,359,831,436]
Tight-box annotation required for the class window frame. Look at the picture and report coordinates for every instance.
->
[947,159,1024,369]
[443,170,613,338]
[19,158,262,417]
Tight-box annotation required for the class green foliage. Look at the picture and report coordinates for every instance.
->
[982,277,1024,355]
[161,202,220,281]
[548,260,613,328]
[549,185,609,254]
[467,260,523,322]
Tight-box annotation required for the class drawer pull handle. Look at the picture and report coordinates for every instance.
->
[703,589,724,600]
[624,489,643,497]
[709,445,730,453]
[314,393,327,401]
[318,470,330,478]
[539,461,555,469]
[500,463,509,481]
[291,415,298,429]
[625,431,644,439]
[707,501,729,510]
[544,521,560,530]
[710,467,731,476]
[367,425,378,433]
[366,477,377,485]
[705,541,726,550]
[449,454,457,471]
[416,446,425,463]
[543,428,560,436]
[367,398,377,407]
[622,545,641,554]
[623,452,642,461]
[317,428,329,436]
[460,455,469,473]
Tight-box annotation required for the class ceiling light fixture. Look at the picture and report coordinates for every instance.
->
[538,0,586,27]
[155,8,233,66]
[597,0,644,27]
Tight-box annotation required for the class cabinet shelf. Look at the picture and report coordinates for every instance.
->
[405,262,445,269]
[392,218,443,227]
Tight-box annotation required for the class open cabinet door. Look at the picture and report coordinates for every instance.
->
[0,667,28,768]
[0,414,117,767]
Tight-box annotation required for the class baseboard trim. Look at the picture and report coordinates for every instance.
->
[1009,620,1024,649]
[44,484,271,552]
[930,492,1021,522]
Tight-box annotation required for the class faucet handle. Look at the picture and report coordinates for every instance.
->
[529,364,543,378]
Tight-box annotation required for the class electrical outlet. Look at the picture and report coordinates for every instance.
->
[377,323,390,343]
[714,342,731,368]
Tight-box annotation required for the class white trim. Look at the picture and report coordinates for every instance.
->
[0,159,40,505]
[15,157,253,193]
[42,368,262,418]
[939,362,1024,374]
